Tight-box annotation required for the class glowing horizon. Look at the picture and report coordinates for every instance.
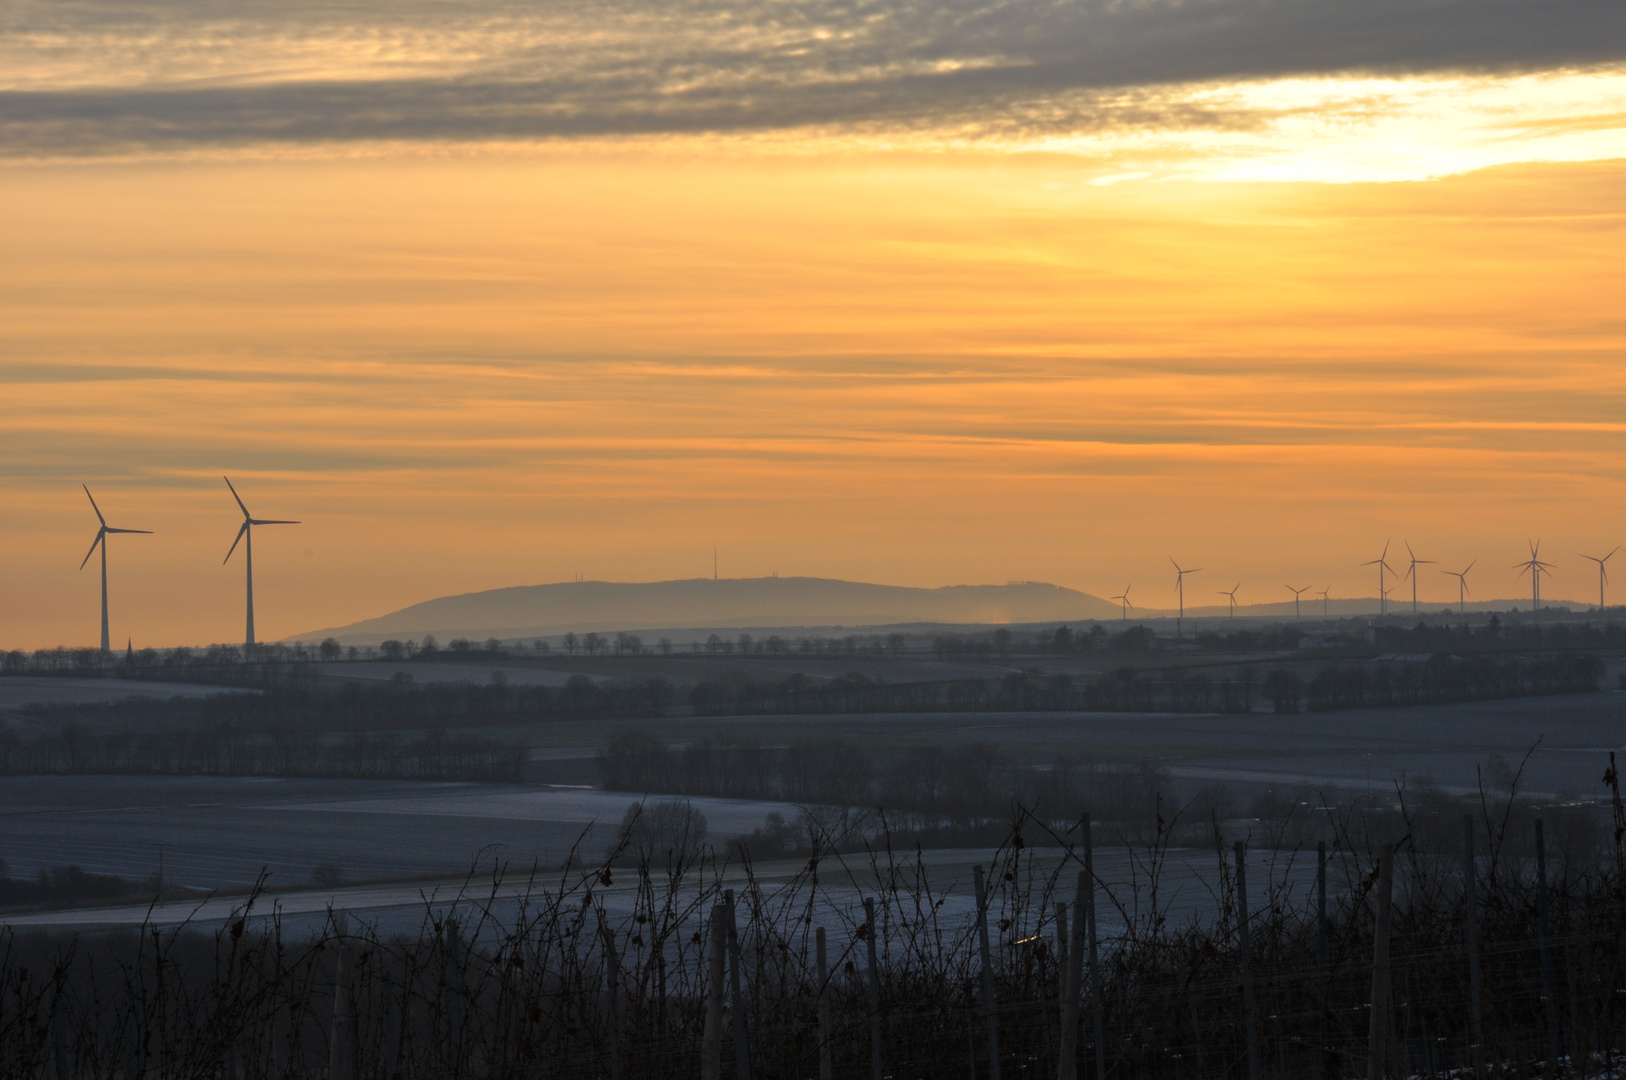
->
[2,0,1624,650]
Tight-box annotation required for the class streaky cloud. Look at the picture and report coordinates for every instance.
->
[1,0,1622,152]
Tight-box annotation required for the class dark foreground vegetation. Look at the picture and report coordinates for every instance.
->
[3,762,1626,1079]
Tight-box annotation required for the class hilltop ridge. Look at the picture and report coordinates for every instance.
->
[294,576,1123,644]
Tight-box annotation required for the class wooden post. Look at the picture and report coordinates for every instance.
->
[330,912,355,1080]
[702,905,726,1080]
[1235,841,1261,1080]
[1535,819,1561,1077]
[443,917,465,1080]
[816,926,834,1080]
[1058,873,1086,1080]
[1463,816,1484,1075]
[725,890,753,1080]
[54,986,68,1080]
[1084,814,1105,1080]
[1367,844,1396,1080]
[126,962,146,1080]
[864,897,885,1080]
[601,917,623,1080]
[1318,840,1331,1080]
[1055,900,1069,1029]
[973,864,1003,1080]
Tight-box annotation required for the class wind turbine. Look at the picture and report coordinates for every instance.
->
[1362,541,1397,615]
[1219,583,1241,619]
[1170,558,1201,638]
[1286,585,1309,621]
[1402,541,1436,615]
[1580,547,1619,610]
[1441,559,1475,615]
[223,476,299,649]
[1513,539,1554,612]
[1111,585,1133,620]
[1318,586,1330,618]
[79,486,151,653]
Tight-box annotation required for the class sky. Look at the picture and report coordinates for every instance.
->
[2,0,1625,649]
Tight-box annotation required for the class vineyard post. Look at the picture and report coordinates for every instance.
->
[1318,840,1331,1080]
[816,926,833,1080]
[1367,843,1396,1080]
[53,982,68,1080]
[725,890,753,1080]
[1535,819,1561,1076]
[1058,872,1086,1080]
[330,911,355,1080]
[1235,841,1261,1080]
[702,905,725,1080]
[865,897,884,1080]
[657,951,669,1080]
[600,917,622,1080]
[1464,816,1484,1075]
[1085,814,1105,1080]
[1055,900,1069,1030]
[973,864,1003,1080]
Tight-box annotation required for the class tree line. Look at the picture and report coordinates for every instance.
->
[681,652,1601,718]
[599,733,1176,834]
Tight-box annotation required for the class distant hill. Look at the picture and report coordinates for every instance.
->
[295,577,1124,644]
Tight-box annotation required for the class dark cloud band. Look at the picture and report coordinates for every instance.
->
[3,0,1622,152]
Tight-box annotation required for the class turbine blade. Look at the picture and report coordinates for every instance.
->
[104,527,153,535]
[248,519,300,526]
[224,521,248,564]
[1608,547,1621,562]
[1464,560,1476,574]
[79,529,104,570]
[223,476,252,520]
[82,485,106,526]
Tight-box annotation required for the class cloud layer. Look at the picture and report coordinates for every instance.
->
[4,0,1624,152]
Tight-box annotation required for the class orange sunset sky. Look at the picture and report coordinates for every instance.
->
[3,0,1625,649]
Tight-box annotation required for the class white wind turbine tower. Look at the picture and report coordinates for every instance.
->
[1286,584,1309,621]
[1580,547,1618,610]
[223,477,300,648]
[1111,585,1133,620]
[1441,559,1475,615]
[1219,583,1241,619]
[1170,558,1201,638]
[1402,541,1436,615]
[1362,541,1397,615]
[79,486,152,653]
[1513,539,1554,612]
